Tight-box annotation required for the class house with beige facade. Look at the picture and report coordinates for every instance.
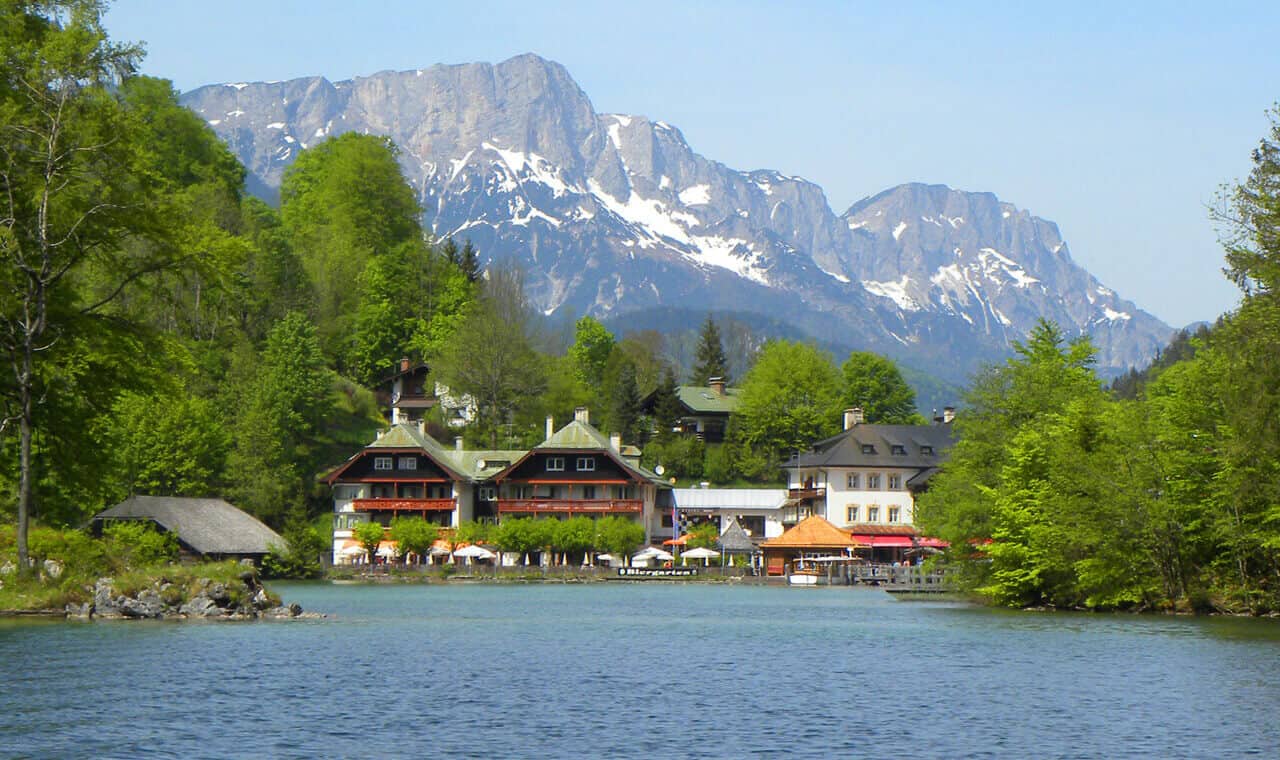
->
[780,407,955,557]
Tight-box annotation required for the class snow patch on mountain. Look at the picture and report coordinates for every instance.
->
[863,276,921,311]
[678,184,711,206]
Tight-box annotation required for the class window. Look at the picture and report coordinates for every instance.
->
[581,485,597,499]
[478,486,496,501]
[890,444,906,456]
[867,474,881,489]
[920,445,934,455]
[576,457,596,471]
[398,456,417,470]
[889,474,902,490]
[861,444,876,455]
[514,485,533,500]
[867,506,880,522]
[373,456,392,471]
[888,506,901,523]
[846,506,859,523]
[546,457,565,472]
[846,473,860,489]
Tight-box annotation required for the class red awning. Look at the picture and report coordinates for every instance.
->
[852,535,914,548]
[918,537,950,548]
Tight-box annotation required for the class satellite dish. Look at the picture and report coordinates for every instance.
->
[654,464,665,476]
[476,459,487,470]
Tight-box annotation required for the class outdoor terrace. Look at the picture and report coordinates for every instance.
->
[352,498,456,512]
[497,499,643,514]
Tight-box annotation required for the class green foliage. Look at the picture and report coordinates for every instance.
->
[840,351,922,424]
[106,391,229,499]
[691,316,729,384]
[389,517,440,564]
[351,521,386,564]
[686,522,719,550]
[553,516,597,554]
[569,316,616,387]
[453,520,491,546]
[103,522,179,567]
[642,436,705,480]
[280,133,423,361]
[602,349,642,442]
[649,368,684,442]
[262,512,328,579]
[433,266,546,447]
[732,340,842,476]
[595,516,645,559]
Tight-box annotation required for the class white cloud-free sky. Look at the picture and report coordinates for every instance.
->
[105,0,1280,327]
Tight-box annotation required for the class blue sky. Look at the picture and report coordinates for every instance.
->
[105,1,1280,327]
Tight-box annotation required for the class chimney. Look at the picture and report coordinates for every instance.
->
[375,429,385,440]
[943,406,955,424]
[610,432,622,451]
[455,436,464,451]
[709,376,726,396]
[417,418,426,435]
[844,407,864,430]
[574,406,590,424]
[546,416,555,440]
[400,356,410,373]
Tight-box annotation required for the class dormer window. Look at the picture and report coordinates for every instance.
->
[576,457,596,472]
[398,456,417,470]
[373,456,393,471]
[861,444,876,455]
[920,445,934,455]
[890,444,906,455]
[546,457,565,472]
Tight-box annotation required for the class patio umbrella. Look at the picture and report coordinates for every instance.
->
[680,546,720,566]
[632,547,674,563]
[453,545,496,560]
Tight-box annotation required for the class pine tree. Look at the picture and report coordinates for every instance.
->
[691,316,729,385]
[651,368,684,441]
[460,239,481,282]
[440,237,460,267]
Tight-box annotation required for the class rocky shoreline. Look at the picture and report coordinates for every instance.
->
[61,570,317,621]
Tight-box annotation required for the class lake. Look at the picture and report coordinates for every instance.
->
[2,582,1278,758]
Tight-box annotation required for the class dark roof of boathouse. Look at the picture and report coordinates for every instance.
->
[93,496,284,557]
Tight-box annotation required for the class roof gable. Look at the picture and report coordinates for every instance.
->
[785,423,956,470]
[760,515,864,550]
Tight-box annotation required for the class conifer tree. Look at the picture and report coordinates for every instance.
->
[460,240,481,282]
[691,316,730,385]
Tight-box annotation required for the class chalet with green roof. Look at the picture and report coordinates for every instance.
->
[642,376,740,442]
[324,406,668,563]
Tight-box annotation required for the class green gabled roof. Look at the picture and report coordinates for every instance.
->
[540,419,614,449]
[676,385,741,414]
[449,448,528,479]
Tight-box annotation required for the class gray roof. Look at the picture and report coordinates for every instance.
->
[95,496,284,556]
[784,422,956,471]
[717,517,758,553]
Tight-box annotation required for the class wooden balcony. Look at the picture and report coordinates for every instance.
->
[497,499,643,514]
[352,498,456,512]
[788,487,826,500]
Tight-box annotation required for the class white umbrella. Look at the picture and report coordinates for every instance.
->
[453,545,496,560]
[338,543,365,557]
[376,542,398,559]
[682,547,721,559]
[428,546,452,556]
[596,553,617,562]
[633,547,674,562]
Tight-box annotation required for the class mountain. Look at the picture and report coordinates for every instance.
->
[180,53,1173,383]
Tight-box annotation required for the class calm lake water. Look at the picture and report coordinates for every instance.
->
[2,582,1279,758]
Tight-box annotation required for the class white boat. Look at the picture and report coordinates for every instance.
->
[788,569,821,586]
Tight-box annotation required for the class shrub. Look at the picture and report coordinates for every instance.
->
[103,521,179,567]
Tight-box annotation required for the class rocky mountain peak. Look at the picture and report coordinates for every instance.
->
[181,54,1174,382]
